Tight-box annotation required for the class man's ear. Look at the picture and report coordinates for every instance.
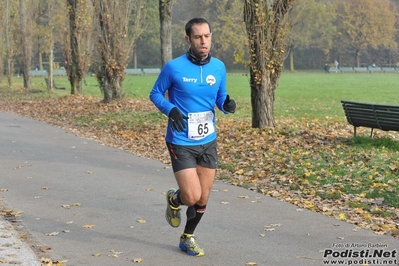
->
[185,35,191,44]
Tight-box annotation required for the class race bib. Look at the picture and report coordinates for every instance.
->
[188,111,215,140]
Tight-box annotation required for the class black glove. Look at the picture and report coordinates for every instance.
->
[223,95,236,113]
[168,107,188,132]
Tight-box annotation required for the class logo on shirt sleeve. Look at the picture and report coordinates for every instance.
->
[206,75,216,86]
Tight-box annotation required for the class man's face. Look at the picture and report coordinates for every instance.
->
[186,23,212,59]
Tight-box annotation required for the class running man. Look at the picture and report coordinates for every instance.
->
[149,18,236,256]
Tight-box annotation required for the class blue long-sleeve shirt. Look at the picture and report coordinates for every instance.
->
[150,54,229,146]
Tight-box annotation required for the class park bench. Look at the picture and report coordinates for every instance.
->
[368,66,383,73]
[45,78,66,90]
[353,67,369,73]
[53,69,67,76]
[341,100,399,137]
[125,68,143,75]
[339,67,354,73]
[142,68,161,75]
[382,67,398,74]
[29,70,48,77]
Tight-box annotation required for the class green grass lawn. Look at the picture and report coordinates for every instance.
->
[276,71,399,119]
[19,70,399,120]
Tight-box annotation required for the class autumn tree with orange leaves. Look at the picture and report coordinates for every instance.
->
[334,0,397,67]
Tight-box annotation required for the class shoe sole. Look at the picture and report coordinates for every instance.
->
[179,243,204,257]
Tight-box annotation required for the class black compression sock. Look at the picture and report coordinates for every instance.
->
[184,204,206,235]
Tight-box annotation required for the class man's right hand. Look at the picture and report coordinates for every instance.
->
[168,107,188,132]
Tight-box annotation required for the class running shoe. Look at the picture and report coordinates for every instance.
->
[165,188,181,228]
[179,233,205,257]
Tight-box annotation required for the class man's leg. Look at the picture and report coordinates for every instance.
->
[174,165,215,204]
[183,165,215,232]
[175,166,215,256]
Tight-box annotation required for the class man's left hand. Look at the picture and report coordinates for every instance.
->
[223,95,236,113]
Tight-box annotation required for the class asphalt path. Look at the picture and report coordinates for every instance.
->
[0,111,398,266]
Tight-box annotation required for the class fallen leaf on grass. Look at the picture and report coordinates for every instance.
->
[338,213,346,220]
[391,228,399,236]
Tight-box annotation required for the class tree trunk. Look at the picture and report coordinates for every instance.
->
[0,57,3,84]
[20,0,31,89]
[94,0,147,102]
[5,0,14,87]
[67,0,82,94]
[7,59,13,87]
[159,0,173,67]
[250,68,276,128]
[356,49,360,67]
[289,49,294,71]
[244,0,293,128]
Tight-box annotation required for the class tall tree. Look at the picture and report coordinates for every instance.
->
[65,0,94,94]
[287,0,336,71]
[94,0,147,102]
[334,0,397,67]
[19,0,32,89]
[0,1,5,84]
[159,0,174,67]
[244,0,295,128]
[4,0,19,87]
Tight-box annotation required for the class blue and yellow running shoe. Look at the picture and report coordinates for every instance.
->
[179,233,204,257]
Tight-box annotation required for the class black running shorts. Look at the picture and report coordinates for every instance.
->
[166,139,218,173]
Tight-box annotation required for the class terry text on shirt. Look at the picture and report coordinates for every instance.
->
[182,77,197,83]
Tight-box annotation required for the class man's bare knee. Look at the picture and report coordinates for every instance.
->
[181,191,201,206]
